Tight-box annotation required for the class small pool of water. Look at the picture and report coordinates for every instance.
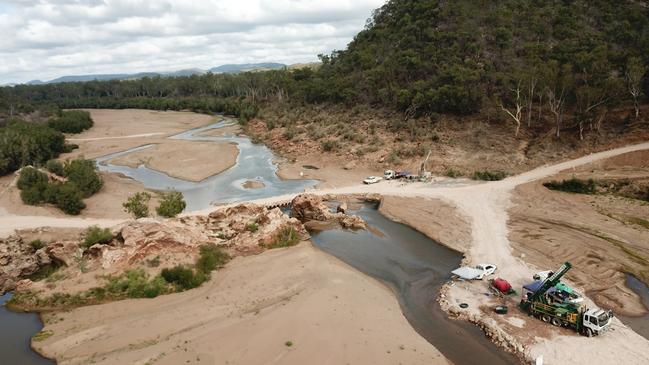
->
[96,119,317,211]
[0,293,53,365]
[309,202,518,365]
[619,274,649,340]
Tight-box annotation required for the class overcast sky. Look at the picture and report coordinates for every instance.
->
[0,0,385,84]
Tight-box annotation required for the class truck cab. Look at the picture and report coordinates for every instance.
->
[582,309,613,337]
[383,170,396,180]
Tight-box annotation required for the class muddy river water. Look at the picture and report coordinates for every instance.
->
[0,294,53,365]
[309,202,519,365]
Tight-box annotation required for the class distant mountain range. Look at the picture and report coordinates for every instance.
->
[22,63,287,85]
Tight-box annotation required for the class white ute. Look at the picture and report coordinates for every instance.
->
[363,176,382,184]
[451,263,497,280]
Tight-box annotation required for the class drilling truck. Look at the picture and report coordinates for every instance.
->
[520,262,613,337]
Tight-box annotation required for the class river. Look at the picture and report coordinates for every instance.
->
[0,293,53,365]
[309,202,519,365]
[95,118,317,211]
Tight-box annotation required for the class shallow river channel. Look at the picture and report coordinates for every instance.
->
[96,119,317,211]
[309,202,519,365]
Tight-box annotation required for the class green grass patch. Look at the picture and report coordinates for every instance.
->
[246,222,259,232]
[32,330,54,342]
[267,226,300,249]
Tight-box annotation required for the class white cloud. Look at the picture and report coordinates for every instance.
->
[0,0,385,84]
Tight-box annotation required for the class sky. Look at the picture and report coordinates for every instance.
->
[0,0,385,84]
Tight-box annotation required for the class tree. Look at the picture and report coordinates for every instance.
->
[54,183,86,215]
[543,62,574,138]
[123,192,151,218]
[156,191,186,218]
[626,57,646,118]
[499,80,524,136]
[63,158,103,197]
[17,167,48,190]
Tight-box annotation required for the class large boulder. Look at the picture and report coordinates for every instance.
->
[291,194,331,221]
[46,241,81,267]
[291,194,366,230]
[117,220,210,265]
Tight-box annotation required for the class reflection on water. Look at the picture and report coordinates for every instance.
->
[0,294,53,365]
[96,119,317,211]
[309,202,518,365]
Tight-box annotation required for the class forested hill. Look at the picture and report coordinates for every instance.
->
[1,0,648,134]
[313,0,649,117]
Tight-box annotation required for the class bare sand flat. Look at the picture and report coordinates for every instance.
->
[74,109,215,139]
[34,243,448,365]
[108,140,239,182]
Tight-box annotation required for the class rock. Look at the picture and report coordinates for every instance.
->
[291,194,366,230]
[0,273,16,294]
[336,202,348,214]
[119,221,210,264]
[46,241,81,267]
[15,279,33,291]
[0,235,40,278]
[343,161,356,170]
[291,194,331,221]
[339,215,366,230]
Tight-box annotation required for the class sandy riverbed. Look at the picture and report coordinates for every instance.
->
[108,140,239,182]
[34,242,448,365]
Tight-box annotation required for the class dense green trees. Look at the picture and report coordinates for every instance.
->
[0,120,66,175]
[47,110,93,133]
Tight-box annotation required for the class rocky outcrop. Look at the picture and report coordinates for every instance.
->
[0,235,39,292]
[291,194,366,230]
[1,202,308,294]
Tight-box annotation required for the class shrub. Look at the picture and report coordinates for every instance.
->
[321,139,339,152]
[445,168,462,178]
[47,110,93,134]
[45,160,64,176]
[30,239,46,251]
[196,244,230,274]
[17,167,48,190]
[83,226,113,249]
[123,192,151,218]
[156,191,186,218]
[20,183,47,205]
[267,226,300,249]
[53,182,86,215]
[63,159,103,197]
[161,266,206,290]
[62,144,79,153]
[472,170,508,181]
[246,222,259,232]
[543,178,596,194]
[105,269,169,298]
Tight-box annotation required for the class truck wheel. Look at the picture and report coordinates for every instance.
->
[551,318,561,327]
[541,314,550,323]
[585,328,593,337]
